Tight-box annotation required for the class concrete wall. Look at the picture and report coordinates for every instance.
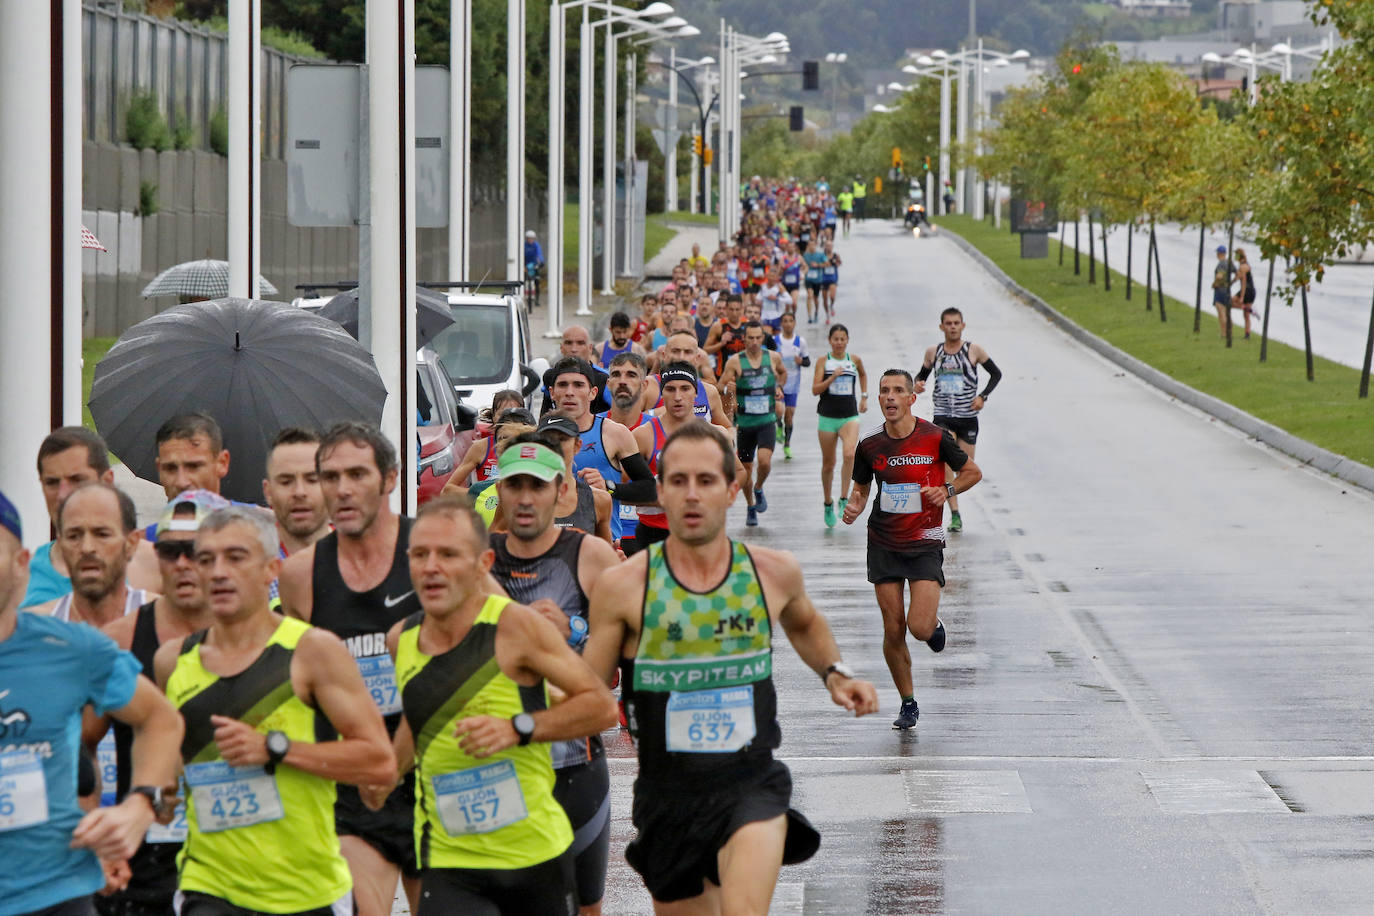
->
[82,142,545,338]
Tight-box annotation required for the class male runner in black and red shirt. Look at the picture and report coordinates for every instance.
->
[843,369,982,730]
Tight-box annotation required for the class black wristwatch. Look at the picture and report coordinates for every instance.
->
[265,731,291,774]
[512,713,536,746]
[128,784,168,816]
[945,483,956,500]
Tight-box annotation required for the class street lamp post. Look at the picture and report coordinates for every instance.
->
[1203,38,1329,105]
[825,51,847,128]
[506,0,525,283]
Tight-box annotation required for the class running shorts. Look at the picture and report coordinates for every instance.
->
[552,755,611,908]
[805,281,822,296]
[782,390,799,408]
[783,282,799,294]
[633,520,671,550]
[817,414,858,435]
[736,424,776,463]
[19,898,98,916]
[175,892,350,916]
[1213,287,1231,305]
[867,545,945,586]
[823,279,837,289]
[1242,288,1256,305]
[626,758,820,903]
[416,853,576,916]
[933,415,979,445]
[336,776,420,878]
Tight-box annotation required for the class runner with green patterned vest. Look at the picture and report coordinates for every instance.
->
[153,506,396,916]
[717,321,787,528]
[585,420,879,913]
[361,495,616,916]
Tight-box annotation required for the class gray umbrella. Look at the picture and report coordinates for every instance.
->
[90,298,386,502]
[141,259,279,299]
[317,285,455,348]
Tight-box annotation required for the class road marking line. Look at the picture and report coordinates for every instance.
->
[1142,770,1290,814]
[905,769,1033,814]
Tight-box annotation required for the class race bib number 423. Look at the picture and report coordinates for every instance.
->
[185,762,284,833]
[0,750,49,832]
[665,686,756,753]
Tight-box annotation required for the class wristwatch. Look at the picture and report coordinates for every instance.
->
[128,784,169,816]
[945,483,957,500]
[265,730,291,774]
[822,662,856,685]
[567,615,589,649]
[512,713,537,746]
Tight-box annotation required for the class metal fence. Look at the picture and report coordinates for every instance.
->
[83,2,308,159]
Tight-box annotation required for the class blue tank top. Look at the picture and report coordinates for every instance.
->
[574,414,628,539]
[20,541,72,609]
[600,339,633,366]
[653,378,711,419]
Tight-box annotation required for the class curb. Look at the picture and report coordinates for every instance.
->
[941,227,1374,496]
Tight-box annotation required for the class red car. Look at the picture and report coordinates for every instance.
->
[416,348,476,505]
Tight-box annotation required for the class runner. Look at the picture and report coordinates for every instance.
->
[541,328,610,416]
[547,357,657,545]
[29,483,152,626]
[837,187,854,237]
[773,311,811,461]
[802,243,827,325]
[914,308,1001,533]
[488,443,621,915]
[584,421,878,913]
[595,312,644,369]
[262,427,332,557]
[24,427,161,608]
[149,413,230,505]
[153,505,397,916]
[604,353,652,552]
[0,487,183,916]
[656,331,731,425]
[718,322,787,528]
[443,408,537,498]
[822,241,842,323]
[780,243,803,304]
[89,490,224,916]
[276,422,424,916]
[756,270,792,336]
[468,417,539,533]
[812,324,868,528]
[517,417,615,544]
[363,496,616,915]
[691,295,716,349]
[843,369,982,729]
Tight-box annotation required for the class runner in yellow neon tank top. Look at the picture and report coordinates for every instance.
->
[584,420,880,912]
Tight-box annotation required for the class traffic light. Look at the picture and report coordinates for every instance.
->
[874,177,883,194]
[891,146,902,169]
[704,147,714,166]
[789,106,804,131]
[923,155,931,172]
[692,135,703,156]
[803,61,819,91]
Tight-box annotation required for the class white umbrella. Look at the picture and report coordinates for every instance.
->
[141,259,279,299]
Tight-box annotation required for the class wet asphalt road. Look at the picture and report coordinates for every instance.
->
[594,218,1374,915]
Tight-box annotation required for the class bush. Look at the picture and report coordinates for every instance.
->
[172,122,195,151]
[138,181,159,217]
[208,106,229,157]
[125,93,172,151]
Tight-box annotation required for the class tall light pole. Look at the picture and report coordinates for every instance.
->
[228,0,261,299]
[662,53,713,214]
[825,51,847,128]
[449,0,471,286]
[506,0,526,282]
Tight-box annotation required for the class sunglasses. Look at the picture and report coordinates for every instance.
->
[154,540,197,561]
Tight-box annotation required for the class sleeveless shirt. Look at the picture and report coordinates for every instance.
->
[930,341,979,419]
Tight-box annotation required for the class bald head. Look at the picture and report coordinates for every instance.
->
[560,325,592,361]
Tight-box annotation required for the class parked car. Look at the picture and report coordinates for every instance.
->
[416,347,474,505]
[429,288,549,414]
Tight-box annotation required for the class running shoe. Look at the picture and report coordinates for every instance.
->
[838,495,847,517]
[747,506,759,527]
[892,698,919,730]
[948,511,962,533]
[824,502,836,528]
[926,618,946,653]
[754,489,767,513]
[784,446,793,460]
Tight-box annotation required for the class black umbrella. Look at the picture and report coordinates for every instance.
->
[317,285,455,348]
[90,298,388,503]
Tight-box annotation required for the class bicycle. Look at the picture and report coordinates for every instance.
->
[525,261,542,310]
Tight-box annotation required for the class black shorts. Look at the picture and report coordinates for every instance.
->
[783,282,799,294]
[735,423,776,463]
[552,756,611,907]
[823,278,837,289]
[336,775,420,878]
[1242,289,1256,305]
[175,892,342,916]
[933,414,979,445]
[805,280,822,295]
[626,758,820,903]
[417,852,576,916]
[632,520,670,550]
[19,898,97,916]
[868,544,945,586]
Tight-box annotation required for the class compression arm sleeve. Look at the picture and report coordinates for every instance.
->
[612,452,658,504]
[914,364,933,382]
[978,358,1002,399]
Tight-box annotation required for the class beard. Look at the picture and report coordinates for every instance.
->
[72,556,123,602]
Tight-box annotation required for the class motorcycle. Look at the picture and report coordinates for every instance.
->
[905,202,932,235]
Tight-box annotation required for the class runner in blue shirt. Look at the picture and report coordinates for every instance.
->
[0,487,182,916]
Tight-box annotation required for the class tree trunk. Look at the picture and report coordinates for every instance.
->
[1101,221,1111,292]
[1224,218,1237,347]
[1059,221,1066,266]
[1193,219,1205,334]
[1360,282,1374,397]
[1145,228,1154,312]
[1259,257,1275,362]
[1301,282,1314,381]
[1074,218,1080,275]
[1125,226,1133,300]
[1088,211,1096,285]
[1153,221,1166,322]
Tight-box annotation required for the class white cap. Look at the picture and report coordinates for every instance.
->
[525,230,536,238]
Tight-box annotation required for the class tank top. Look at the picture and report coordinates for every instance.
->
[310,518,420,731]
[694,317,713,348]
[930,341,979,419]
[653,378,711,419]
[489,531,602,768]
[599,339,633,367]
[612,412,646,531]
[774,334,807,395]
[555,480,598,536]
[638,418,669,531]
[782,258,801,287]
[572,415,628,540]
[170,617,351,912]
[735,353,776,429]
[476,438,500,482]
[52,587,150,623]
[20,541,70,608]
[397,596,572,870]
[108,603,182,905]
[817,352,859,419]
[620,541,779,786]
[714,321,747,376]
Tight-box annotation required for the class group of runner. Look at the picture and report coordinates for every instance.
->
[0,175,1010,916]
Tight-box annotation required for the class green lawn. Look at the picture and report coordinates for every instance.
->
[660,211,717,226]
[940,215,1374,467]
[82,336,117,433]
[644,213,678,265]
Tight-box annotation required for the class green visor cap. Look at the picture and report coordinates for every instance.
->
[496,442,565,482]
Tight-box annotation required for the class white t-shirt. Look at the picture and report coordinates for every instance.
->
[758,283,793,323]
[774,333,809,394]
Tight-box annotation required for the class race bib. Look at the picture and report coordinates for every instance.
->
[665,686,756,753]
[830,373,854,396]
[879,482,923,514]
[185,762,285,833]
[146,785,189,844]
[935,372,967,396]
[742,394,771,415]
[358,654,402,716]
[97,731,118,807]
[0,750,49,832]
[433,759,528,836]
[618,501,640,521]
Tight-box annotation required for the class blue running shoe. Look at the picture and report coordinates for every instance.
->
[746,506,759,527]
[892,698,919,730]
[754,489,767,513]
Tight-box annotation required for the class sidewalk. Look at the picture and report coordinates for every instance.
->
[644,221,717,279]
